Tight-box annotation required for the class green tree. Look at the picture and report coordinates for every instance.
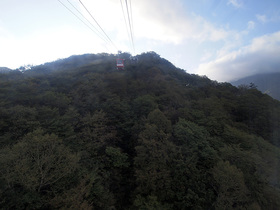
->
[173,119,217,169]
[147,109,172,133]
[134,110,175,205]
[50,170,115,210]
[0,129,79,192]
[172,119,217,208]
[134,195,172,210]
[4,105,39,145]
[79,110,116,152]
[0,129,79,208]
[133,94,158,117]
[212,161,251,209]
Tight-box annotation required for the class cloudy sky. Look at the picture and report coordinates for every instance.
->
[0,0,280,82]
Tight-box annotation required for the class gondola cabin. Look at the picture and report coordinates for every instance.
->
[116,59,125,70]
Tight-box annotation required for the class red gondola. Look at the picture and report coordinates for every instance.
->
[116,58,125,70]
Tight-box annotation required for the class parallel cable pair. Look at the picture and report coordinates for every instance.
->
[58,0,135,54]
[120,0,135,54]
[57,0,118,52]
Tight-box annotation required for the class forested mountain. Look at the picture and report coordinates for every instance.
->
[231,72,280,101]
[1,52,280,209]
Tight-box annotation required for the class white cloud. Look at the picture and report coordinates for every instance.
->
[200,50,213,62]
[79,0,229,45]
[256,13,280,24]
[227,0,243,8]
[194,16,229,42]
[196,31,280,82]
[256,14,267,23]
[247,21,255,30]
[133,0,229,44]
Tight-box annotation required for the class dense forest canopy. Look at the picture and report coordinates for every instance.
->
[1,52,280,209]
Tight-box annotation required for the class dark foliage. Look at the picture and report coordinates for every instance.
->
[1,52,280,209]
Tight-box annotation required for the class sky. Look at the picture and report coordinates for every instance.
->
[0,0,280,82]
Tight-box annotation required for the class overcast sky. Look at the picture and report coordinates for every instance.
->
[0,0,280,81]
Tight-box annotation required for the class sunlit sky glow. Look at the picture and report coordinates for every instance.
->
[1,0,280,81]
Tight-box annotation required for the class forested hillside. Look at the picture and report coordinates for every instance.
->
[1,52,280,209]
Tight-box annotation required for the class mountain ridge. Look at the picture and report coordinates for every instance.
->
[0,52,280,209]
[0,67,12,73]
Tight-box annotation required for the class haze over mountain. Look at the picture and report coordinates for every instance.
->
[0,52,280,209]
[232,72,280,101]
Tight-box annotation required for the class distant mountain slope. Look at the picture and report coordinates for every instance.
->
[231,72,280,100]
[0,67,11,73]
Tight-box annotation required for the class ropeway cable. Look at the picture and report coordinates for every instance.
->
[125,0,135,54]
[57,0,110,51]
[78,0,119,51]
[120,0,131,50]
[66,0,109,44]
